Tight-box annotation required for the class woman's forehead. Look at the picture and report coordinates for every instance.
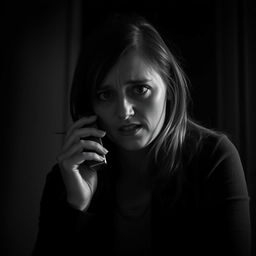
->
[100,49,161,88]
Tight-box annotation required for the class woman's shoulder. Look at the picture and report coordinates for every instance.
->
[182,121,248,207]
[184,120,240,166]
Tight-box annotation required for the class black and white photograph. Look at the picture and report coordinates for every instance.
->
[2,0,255,255]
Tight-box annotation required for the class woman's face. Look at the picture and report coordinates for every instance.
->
[93,49,168,151]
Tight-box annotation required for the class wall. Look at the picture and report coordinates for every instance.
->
[2,1,81,255]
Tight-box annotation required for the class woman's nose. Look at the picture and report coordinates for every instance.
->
[117,96,135,120]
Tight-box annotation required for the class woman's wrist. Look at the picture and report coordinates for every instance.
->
[66,196,90,212]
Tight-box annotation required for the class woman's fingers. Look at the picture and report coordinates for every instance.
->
[60,139,108,161]
[69,152,104,167]
[56,116,103,211]
[60,151,105,172]
[82,152,106,162]
[81,140,108,155]
[63,127,106,152]
[58,152,86,172]
[65,115,97,140]
[58,139,107,170]
[58,140,84,162]
[68,152,89,169]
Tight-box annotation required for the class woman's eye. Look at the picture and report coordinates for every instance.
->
[133,85,150,95]
[97,90,112,101]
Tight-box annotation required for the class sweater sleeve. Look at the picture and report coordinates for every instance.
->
[202,135,251,256]
[32,164,99,255]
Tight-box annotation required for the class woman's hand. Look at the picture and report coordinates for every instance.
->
[56,115,108,211]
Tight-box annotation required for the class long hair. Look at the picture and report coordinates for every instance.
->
[70,13,190,178]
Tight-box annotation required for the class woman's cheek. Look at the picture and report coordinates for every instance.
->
[144,92,164,114]
[143,91,167,126]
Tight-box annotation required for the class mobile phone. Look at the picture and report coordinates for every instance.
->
[81,117,107,170]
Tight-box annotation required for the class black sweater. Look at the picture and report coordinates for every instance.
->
[32,125,251,256]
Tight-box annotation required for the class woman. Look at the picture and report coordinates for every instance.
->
[33,13,251,256]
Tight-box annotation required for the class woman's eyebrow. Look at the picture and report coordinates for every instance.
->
[125,79,152,85]
[97,85,112,91]
[98,79,152,90]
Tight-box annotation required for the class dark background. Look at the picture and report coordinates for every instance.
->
[2,0,255,255]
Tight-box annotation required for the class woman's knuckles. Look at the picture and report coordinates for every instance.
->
[81,140,108,155]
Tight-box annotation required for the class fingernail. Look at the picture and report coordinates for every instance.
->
[101,155,107,164]
[100,131,106,136]
[103,156,107,164]
[99,155,105,161]
[103,148,109,154]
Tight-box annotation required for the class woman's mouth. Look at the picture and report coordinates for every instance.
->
[118,124,143,136]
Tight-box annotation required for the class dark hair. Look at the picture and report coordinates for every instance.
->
[70,13,190,176]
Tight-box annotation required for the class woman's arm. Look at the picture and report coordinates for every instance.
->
[32,164,97,255]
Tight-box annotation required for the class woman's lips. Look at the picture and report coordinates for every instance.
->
[118,124,142,136]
